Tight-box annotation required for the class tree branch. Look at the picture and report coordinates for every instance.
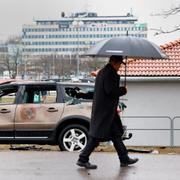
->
[150,25,180,35]
[151,4,180,35]
[151,4,180,18]
[162,4,180,17]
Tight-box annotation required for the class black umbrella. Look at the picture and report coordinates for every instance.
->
[84,37,168,85]
[84,36,168,59]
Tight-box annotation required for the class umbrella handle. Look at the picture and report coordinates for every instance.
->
[124,57,127,86]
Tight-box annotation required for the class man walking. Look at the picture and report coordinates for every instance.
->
[76,55,138,169]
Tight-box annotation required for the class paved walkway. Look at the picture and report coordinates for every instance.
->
[0,151,179,180]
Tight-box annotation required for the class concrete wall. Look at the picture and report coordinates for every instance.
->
[120,78,180,146]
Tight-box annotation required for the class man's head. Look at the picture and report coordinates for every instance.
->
[109,55,125,71]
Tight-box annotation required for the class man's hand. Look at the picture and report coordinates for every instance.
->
[119,86,127,95]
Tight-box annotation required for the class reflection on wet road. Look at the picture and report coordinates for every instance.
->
[0,151,179,180]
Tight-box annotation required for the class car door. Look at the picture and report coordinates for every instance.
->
[15,83,64,140]
[0,84,19,140]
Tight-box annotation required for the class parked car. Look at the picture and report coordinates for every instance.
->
[0,80,131,152]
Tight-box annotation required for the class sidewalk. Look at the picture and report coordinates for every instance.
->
[0,151,179,180]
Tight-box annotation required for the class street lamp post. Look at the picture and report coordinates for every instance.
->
[72,19,84,77]
[77,28,80,77]
[52,52,55,76]
[24,52,30,80]
[24,55,28,80]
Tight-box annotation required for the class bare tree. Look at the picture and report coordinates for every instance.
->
[3,46,21,78]
[0,46,7,74]
[2,36,22,79]
[151,4,180,35]
[7,36,22,44]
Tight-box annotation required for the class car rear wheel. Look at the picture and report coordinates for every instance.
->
[58,124,88,152]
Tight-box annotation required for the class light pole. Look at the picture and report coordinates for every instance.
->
[24,52,30,80]
[72,19,84,77]
[24,55,28,80]
[52,51,55,76]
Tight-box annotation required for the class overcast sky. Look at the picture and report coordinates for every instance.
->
[0,0,179,45]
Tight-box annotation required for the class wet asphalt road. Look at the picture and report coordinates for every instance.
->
[0,151,180,180]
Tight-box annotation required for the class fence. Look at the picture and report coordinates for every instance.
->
[122,116,180,147]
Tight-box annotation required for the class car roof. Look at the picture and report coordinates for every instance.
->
[0,80,94,87]
[57,82,94,87]
[0,80,55,86]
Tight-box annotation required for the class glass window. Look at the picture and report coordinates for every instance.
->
[0,85,19,105]
[63,85,94,105]
[22,85,57,104]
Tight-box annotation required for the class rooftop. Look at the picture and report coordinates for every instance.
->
[124,39,180,76]
[35,12,138,24]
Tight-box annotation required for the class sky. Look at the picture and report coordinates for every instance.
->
[0,0,179,45]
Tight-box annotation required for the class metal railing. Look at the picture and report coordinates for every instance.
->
[122,116,180,147]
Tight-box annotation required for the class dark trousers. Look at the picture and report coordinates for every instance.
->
[78,135,128,163]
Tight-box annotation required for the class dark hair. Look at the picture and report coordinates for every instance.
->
[109,55,124,64]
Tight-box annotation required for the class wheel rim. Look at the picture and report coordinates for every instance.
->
[63,128,87,152]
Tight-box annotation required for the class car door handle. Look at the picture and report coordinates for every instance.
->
[47,107,58,112]
[0,109,11,113]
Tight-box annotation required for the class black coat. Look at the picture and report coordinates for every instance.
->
[89,63,127,140]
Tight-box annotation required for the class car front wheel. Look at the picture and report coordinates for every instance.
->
[58,124,88,152]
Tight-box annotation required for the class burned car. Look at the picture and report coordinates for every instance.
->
[0,80,131,152]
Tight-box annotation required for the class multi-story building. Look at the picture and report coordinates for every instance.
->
[22,12,147,58]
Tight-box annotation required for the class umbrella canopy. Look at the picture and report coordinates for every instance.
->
[84,37,168,59]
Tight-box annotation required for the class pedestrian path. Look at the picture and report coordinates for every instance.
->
[0,151,179,180]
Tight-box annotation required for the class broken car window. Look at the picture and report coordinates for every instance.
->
[64,86,94,102]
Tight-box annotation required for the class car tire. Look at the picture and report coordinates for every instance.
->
[58,124,88,152]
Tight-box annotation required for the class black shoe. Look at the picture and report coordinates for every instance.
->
[121,158,139,167]
[76,160,97,169]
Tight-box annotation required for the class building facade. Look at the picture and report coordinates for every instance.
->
[22,12,147,58]
[121,39,180,147]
